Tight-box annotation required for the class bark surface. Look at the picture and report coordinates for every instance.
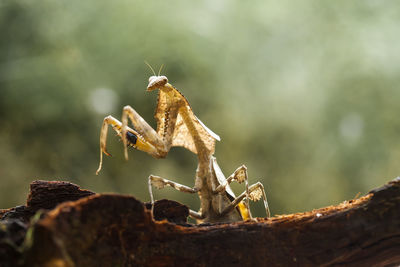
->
[1,179,399,267]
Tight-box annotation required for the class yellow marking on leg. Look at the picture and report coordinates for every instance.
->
[237,201,250,220]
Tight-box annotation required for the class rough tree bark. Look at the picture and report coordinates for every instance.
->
[1,178,399,267]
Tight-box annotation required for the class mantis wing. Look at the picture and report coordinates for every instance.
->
[171,112,219,154]
[212,157,236,199]
[155,88,220,155]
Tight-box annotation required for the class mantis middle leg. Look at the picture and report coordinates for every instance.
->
[148,175,203,220]
[222,182,271,218]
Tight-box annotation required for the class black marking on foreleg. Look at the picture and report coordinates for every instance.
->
[126,131,138,145]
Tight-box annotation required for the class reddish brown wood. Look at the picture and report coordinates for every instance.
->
[21,178,400,267]
[26,180,95,212]
[146,199,189,224]
[1,180,96,267]
[1,180,95,223]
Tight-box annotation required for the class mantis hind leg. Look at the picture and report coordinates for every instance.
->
[212,158,254,220]
[213,163,252,219]
[221,182,271,219]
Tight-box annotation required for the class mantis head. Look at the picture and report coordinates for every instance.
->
[147,76,168,91]
[145,62,168,91]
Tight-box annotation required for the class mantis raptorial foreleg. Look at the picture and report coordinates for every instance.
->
[96,116,148,175]
[121,105,181,160]
[221,182,270,218]
[121,105,168,160]
[148,175,203,220]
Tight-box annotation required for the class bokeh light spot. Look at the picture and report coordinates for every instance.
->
[339,113,364,144]
[88,88,118,115]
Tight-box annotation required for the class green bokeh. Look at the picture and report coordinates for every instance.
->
[1,0,399,217]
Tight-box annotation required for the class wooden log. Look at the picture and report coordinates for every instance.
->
[1,180,95,223]
[1,180,96,267]
[23,178,400,267]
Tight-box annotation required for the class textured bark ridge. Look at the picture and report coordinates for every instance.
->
[1,178,400,267]
[0,180,95,267]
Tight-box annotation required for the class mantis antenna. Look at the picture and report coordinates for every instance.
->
[144,61,156,76]
[158,64,164,76]
[144,61,165,76]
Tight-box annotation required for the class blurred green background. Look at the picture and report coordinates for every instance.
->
[1,0,399,217]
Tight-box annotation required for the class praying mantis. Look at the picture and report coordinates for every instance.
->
[95,71,270,223]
